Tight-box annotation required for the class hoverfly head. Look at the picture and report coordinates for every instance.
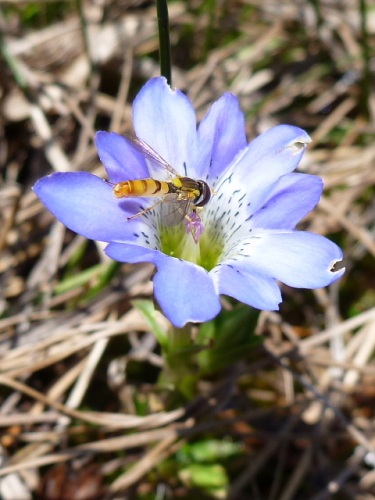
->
[194,181,211,208]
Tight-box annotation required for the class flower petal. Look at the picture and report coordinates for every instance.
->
[251,173,323,230]
[105,241,222,327]
[132,77,198,179]
[211,264,282,310]
[95,131,149,183]
[33,172,147,243]
[228,231,344,289]
[194,93,246,181]
[105,241,160,264]
[153,257,221,327]
[215,125,312,218]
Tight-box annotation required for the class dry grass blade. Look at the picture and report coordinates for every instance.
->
[109,435,183,493]
[300,307,375,350]
[278,446,313,500]
[0,426,186,477]
[0,374,184,430]
[227,412,304,500]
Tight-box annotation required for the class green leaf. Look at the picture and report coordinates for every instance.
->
[83,261,121,300]
[54,263,106,295]
[178,439,242,463]
[132,299,169,348]
[179,463,228,489]
[197,304,262,374]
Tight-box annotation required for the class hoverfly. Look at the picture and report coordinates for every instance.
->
[112,136,211,229]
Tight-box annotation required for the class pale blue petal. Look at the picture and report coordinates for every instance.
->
[153,257,221,327]
[105,241,161,263]
[227,231,344,289]
[214,125,312,219]
[33,172,146,243]
[211,264,282,310]
[132,77,198,180]
[95,131,149,183]
[251,173,323,230]
[105,242,222,327]
[193,93,246,181]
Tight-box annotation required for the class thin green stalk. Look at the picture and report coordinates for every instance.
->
[307,0,324,29]
[75,0,95,75]
[359,0,371,118]
[156,0,172,85]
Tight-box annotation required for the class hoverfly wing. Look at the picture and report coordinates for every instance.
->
[160,193,191,227]
[125,135,181,179]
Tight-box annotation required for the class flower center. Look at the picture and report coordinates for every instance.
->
[159,221,223,271]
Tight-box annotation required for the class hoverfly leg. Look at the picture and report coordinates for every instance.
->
[126,198,165,221]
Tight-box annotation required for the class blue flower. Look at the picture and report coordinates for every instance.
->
[33,77,344,327]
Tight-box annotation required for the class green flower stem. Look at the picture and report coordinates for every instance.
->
[156,0,172,85]
[168,324,191,353]
[159,324,200,399]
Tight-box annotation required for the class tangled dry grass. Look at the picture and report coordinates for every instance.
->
[1,0,375,498]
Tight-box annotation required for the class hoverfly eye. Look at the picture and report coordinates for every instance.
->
[194,181,211,208]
